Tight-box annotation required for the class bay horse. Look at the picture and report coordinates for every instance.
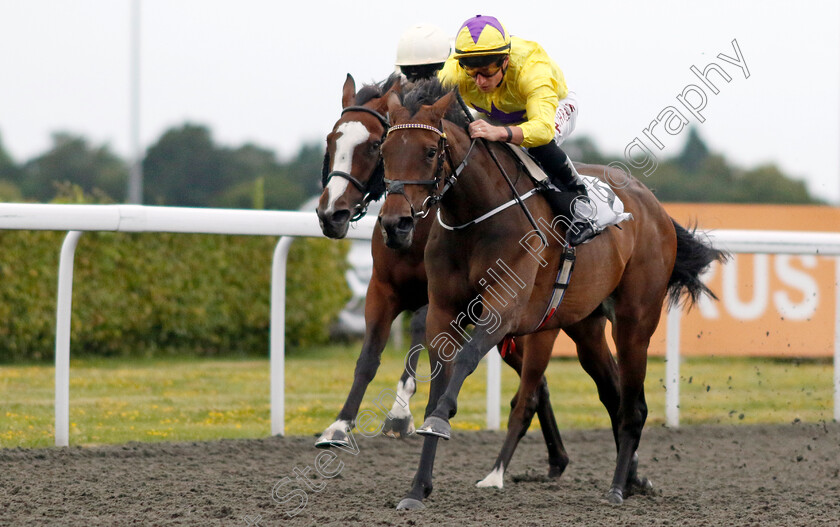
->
[314,74,573,478]
[378,81,727,508]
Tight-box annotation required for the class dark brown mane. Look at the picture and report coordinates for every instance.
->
[402,78,468,128]
[355,73,402,106]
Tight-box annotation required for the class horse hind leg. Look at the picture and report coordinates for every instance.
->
[605,305,661,505]
[565,315,652,497]
[383,305,428,438]
[564,315,621,449]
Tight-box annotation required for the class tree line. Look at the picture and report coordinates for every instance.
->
[0,124,821,207]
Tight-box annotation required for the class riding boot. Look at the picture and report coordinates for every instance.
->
[528,142,597,246]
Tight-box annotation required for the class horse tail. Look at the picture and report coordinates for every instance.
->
[667,219,730,308]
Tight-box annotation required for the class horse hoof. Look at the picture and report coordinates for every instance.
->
[416,416,450,440]
[476,464,504,489]
[629,477,654,495]
[605,487,624,505]
[547,465,565,479]
[396,498,425,510]
[547,456,569,478]
[383,415,415,438]
[314,426,351,449]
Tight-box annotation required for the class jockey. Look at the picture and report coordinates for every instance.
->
[395,24,452,82]
[438,15,596,246]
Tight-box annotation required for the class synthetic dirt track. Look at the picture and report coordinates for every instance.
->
[2,423,839,526]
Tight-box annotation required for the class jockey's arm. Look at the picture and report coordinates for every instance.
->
[516,60,567,147]
[467,83,558,146]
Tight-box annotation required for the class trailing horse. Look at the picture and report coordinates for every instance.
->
[378,80,727,508]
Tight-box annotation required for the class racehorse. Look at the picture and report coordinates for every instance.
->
[315,74,587,479]
[378,80,727,508]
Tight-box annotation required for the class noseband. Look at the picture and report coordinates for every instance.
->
[384,123,475,219]
[323,105,390,220]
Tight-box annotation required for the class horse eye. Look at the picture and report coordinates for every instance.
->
[426,148,437,160]
[370,141,381,152]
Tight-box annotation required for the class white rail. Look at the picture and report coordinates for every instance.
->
[665,230,840,427]
[0,204,837,443]
[0,204,375,446]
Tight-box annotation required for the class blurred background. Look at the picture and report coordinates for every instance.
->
[1,1,838,447]
[0,0,837,207]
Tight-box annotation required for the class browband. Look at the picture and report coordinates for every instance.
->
[387,123,446,138]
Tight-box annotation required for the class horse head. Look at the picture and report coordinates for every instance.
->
[317,74,398,239]
[379,90,455,249]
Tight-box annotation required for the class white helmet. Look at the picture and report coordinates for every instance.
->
[395,24,452,66]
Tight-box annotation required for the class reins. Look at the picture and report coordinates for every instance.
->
[453,91,548,246]
[436,187,541,231]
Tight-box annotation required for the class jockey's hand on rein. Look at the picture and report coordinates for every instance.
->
[469,121,506,142]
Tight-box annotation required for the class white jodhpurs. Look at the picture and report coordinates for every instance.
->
[553,91,578,146]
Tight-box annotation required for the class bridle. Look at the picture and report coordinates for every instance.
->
[383,122,476,219]
[323,105,390,221]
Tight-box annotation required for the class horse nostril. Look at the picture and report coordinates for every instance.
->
[331,209,351,225]
[396,216,414,232]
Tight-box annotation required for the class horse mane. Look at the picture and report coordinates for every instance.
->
[402,78,469,128]
[355,73,402,106]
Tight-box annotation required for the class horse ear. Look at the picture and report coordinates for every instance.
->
[389,78,403,95]
[430,91,456,121]
[373,82,401,115]
[386,92,409,124]
[342,73,356,109]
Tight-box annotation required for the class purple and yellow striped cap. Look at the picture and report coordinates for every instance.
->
[453,15,511,59]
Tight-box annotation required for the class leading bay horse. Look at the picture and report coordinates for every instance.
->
[314,74,575,479]
[315,74,650,484]
[378,81,727,508]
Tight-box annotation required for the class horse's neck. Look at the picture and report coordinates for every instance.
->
[440,128,532,226]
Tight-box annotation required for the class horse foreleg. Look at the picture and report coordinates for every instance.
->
[477,333,558,488]
[383,304,428,438]
[525,330,570,478]
[397,351,449,510]
[478,331,569,488]
[316,279,400,448]
[534,377,569,478]
[417,325,501,440]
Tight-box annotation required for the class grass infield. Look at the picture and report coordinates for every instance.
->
[0,344,834,448]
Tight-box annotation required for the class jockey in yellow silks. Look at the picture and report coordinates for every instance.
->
[438,14,603,246]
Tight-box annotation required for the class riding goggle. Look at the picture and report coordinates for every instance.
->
[459,61,504,79]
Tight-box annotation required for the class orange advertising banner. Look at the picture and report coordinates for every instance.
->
[553,203,840,358]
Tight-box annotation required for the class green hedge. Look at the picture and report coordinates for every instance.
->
[0,229,351,362]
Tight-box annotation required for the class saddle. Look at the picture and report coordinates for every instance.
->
[501,143,633,241]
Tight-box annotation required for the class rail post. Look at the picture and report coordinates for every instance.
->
[834,256,840,421]
[55,231,83,447]
[486,348,501,430]
[270,236,295,436]
[665,305,682,428]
